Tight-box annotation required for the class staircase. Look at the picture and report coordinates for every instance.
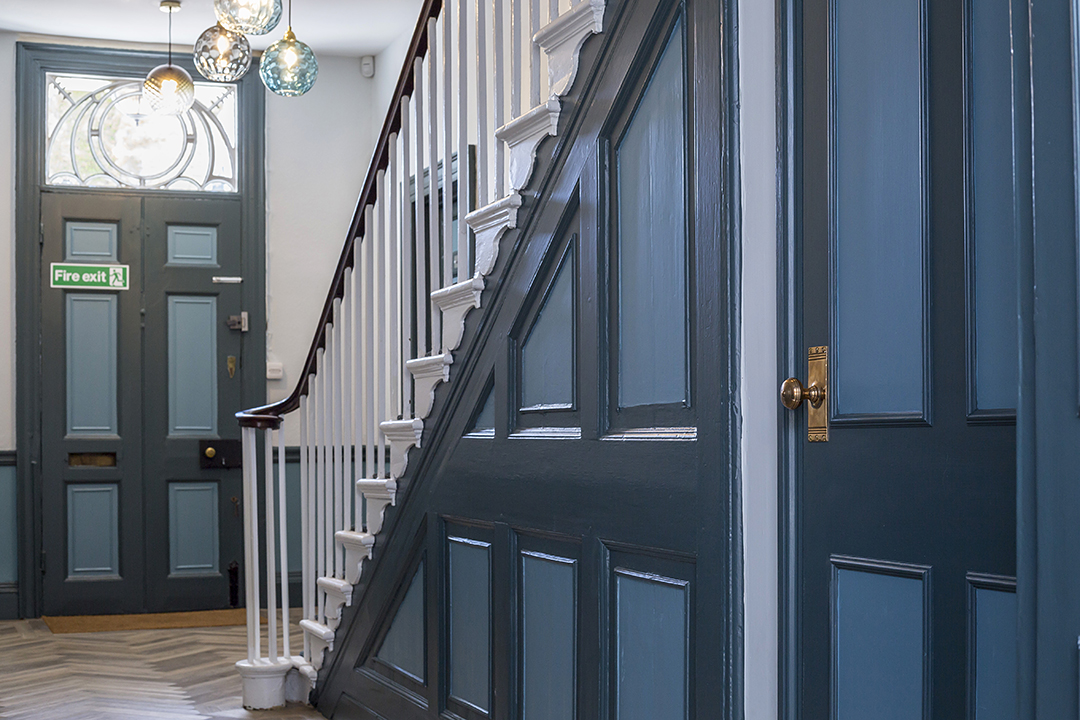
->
[233,0,607,710]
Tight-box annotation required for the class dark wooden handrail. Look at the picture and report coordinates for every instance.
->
[237,0,442,428]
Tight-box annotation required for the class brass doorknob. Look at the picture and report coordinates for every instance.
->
[204,446,217,459]
[780,377,825,410]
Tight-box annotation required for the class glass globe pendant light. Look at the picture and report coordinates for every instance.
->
[144,0,195,115]
[215,0,282,36]
[193,22,252,82]
[259,0,317,97]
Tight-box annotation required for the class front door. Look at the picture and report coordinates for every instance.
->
[792,0,1017,717]
[40,190,248,615]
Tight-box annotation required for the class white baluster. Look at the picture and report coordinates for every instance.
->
[299,395,311,661]
[314,351,326,625]
[276,424,290,659]
[512,0,522,119]
[353,235,364,531]
[493,0,506,198]
[531,0,541,107]
[264,427,278,662]
[365,205,378,501]
[342,269,353,539]
[376,177,388,482]
[427,20,442,349]
[242,425,259,662]
[476,0,490,207]
[456,0,472,275]
[388,134,403,422]
[400,102,415,415]
[442,6,455,288]
[413,57,429,358]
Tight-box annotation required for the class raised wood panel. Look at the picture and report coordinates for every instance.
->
[615,568,688,720]
[522,551,577,720]
[66,293,118,435]
[376,560,426,683]
[831,557,930,720]
[613,16,688,411]
[168,482,219,576]
[967,575,1016,720]
[67,483,120,578]
[168,296,218,436]
[167,226,218,266]
[967,0,1018,416]
[831,0,928,421]
[66,221,118,262]
[521,244,575,411]
[448,537,491,713]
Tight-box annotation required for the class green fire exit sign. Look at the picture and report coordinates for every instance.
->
[50,263,129,290]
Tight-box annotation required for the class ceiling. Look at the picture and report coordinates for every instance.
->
[0,0,423,56]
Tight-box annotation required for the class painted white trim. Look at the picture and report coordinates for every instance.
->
[406,353,454,420]
[533,0,605,97]
[465,193,523,276]
[432,275,485,352]
[379,418,424,479]
[496,98,561,190]
[738,0,779,716]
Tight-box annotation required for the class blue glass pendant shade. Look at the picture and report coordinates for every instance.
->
[260,28,318,96]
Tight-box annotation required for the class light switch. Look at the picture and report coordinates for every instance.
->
[266,362,284,380]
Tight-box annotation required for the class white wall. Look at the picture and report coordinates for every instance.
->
[739,0,778,716]
[264,53,377,441]
[0,32,15,451]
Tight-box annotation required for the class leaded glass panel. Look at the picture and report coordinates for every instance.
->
[46,73,239,192]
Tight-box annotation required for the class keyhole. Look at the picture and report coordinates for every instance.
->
[231,496,240,518]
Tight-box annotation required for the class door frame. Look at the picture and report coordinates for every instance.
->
[14,42,267,618]
[775,0,801,716]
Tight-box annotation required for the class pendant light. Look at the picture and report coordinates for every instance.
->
[259,0,318,97]
[193,22,252,82]
[215,0,282,36]
[144,0,195,115]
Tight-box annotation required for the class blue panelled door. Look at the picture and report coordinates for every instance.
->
[792,0,1018,716]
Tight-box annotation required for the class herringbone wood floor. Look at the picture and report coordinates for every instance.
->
[0,618,325,720]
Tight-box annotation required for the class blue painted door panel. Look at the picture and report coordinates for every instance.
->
[795,0,1017,716]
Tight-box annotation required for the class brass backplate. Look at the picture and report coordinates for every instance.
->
[807,346,828,442]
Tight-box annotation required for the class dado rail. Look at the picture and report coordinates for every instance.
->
[233,0,605,708]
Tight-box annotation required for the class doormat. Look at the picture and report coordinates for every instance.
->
[41,608,254,634]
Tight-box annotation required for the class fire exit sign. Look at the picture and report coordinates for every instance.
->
[50,263,129,290]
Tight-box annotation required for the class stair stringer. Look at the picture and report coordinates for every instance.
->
[308,5,616,713]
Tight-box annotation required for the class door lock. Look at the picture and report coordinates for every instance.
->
[781,345,829,442]
[226,311,249,332]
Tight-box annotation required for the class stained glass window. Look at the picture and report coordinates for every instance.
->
[45,73,239,192]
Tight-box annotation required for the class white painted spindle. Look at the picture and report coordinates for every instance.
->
[264,427,278,662]
[276,425,290,659]
[413,57,429,358]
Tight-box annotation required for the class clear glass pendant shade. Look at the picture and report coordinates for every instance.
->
[143,64,196,115]
[214,0,282,35]
[260,28,318,96]
[193,23,252,82]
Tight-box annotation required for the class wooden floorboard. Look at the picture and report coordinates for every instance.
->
[0,618,325,720]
